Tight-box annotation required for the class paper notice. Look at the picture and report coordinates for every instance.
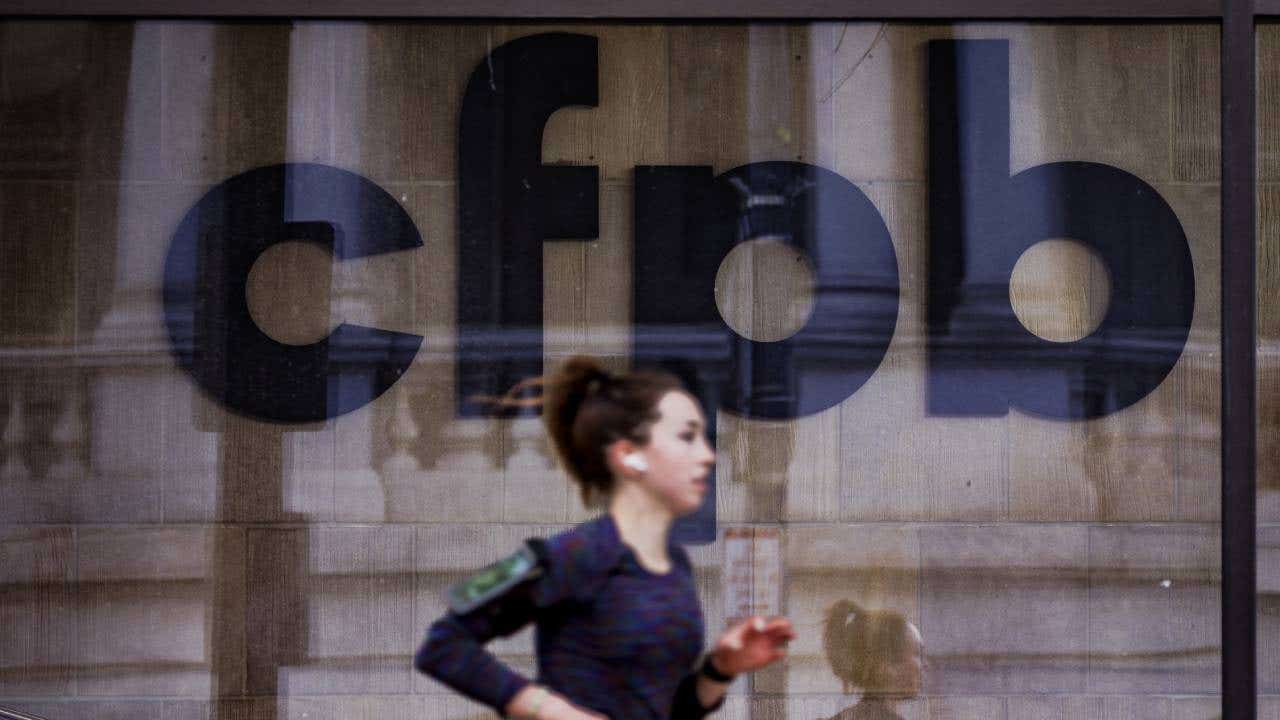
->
[722,526,781,627]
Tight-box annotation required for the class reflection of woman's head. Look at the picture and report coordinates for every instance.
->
[823,600,923,699]
[541,356,688,506]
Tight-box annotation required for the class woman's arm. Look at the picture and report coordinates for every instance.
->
[417,607,607,720]
[692,656,737,711]
[670,616,795,718]
[416,538,609,719]
[506,685,608,720]
[415,610,533,712]
[415,541,548,712]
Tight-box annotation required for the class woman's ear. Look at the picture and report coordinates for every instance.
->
[605,439,641,476]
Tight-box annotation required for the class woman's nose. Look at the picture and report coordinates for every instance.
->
[698,437,716,464]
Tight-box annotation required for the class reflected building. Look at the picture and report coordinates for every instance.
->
[0,20,1227,720]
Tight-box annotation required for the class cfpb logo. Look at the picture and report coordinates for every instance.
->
[162,37,1193,433]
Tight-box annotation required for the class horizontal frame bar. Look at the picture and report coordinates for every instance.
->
[0,0,1224,18]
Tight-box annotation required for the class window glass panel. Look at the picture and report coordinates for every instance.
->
[0,20,1220,719]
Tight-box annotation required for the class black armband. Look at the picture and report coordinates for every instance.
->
[669,671,717,720]
[699,656,735,683]
[668,657,732,720]
[447,540,545,615]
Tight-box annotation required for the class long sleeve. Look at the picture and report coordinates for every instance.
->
[414,586,537,713]
[668,670,725,720]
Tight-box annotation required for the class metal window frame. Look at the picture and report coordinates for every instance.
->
[0,1,1260,718]
[0,0,1227,17]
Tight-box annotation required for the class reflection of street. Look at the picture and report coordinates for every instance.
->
[785,522,1220,717]
[819,600,921,720]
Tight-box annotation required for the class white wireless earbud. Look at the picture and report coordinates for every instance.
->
[622,454,649,473]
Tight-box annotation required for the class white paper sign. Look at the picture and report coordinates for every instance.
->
[722,526,781,627]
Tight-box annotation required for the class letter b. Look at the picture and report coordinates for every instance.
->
[927,40,1195,419]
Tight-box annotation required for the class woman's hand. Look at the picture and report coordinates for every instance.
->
[709,616,795,676]
[505,684,609,720]
[536,693,609,720]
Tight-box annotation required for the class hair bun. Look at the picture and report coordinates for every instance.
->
[823,599,866,691]
[540,355,685,507]
[554,357,607,398]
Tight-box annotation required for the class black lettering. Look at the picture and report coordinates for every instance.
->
[456,32,600,415]
[162,163,423,422]
[927,39,1195,419]
[635,161,899,540]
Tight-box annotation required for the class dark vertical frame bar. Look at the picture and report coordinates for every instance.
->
[1223,0,1257,717]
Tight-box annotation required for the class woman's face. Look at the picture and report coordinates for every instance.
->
[630,391,716,516]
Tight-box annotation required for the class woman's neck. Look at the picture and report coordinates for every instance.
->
[608,483,675,574]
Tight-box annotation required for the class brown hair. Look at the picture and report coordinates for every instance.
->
[537,356,686,506]
[823,600,914,695]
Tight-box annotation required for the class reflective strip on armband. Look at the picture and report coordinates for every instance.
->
[447,542,543,615]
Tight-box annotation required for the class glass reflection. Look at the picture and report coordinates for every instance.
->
[0,20,1221,720]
